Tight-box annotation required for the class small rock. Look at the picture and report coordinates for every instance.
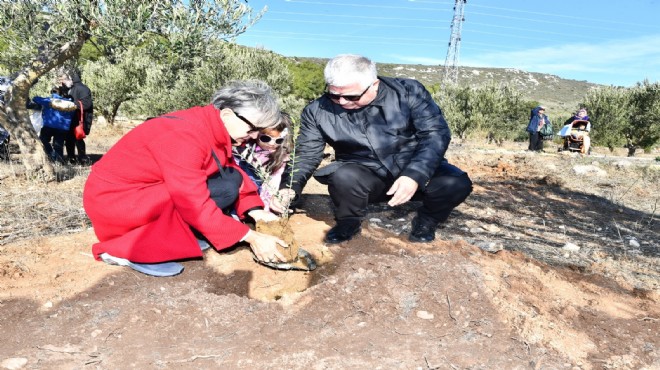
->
[476,241,503,253]
[558,225,566,230]
[43,301,53,309]
[572,165,607,177]
[563,242,580,252]
[1,358,28,369]
[469,227,485,234]
[416,310,434,320]
[369,218,382,223]
[614,161,632,169]
[629,239,641,248]
[482,224,501,233]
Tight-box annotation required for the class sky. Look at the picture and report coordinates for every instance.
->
[235,0,660,87]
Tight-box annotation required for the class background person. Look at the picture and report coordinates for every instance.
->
[83,80,287,277]
[31,87,74,162]
[563,108,591,154]
[272,54,472,244]
[58,69,93,164]
[526,106,552,151]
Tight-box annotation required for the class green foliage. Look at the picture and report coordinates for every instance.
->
[583,81,659,155]
[0,0,262,74]
[286,59,325,102]
[122,44,294,118]
[433,83,531,143]
[78,39,105,64]
[625,81,660,154]
[582,85,629,151]
[81,48,154,124]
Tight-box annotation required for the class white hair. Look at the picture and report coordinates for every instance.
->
[324,54,377,88]
[210,80,281,129]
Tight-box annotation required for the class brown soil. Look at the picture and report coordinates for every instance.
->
[1,128,659,369]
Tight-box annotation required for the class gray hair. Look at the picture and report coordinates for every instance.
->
[210,80,281,128]
[324,54,377,88]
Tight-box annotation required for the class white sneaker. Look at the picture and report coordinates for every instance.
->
[99,253,183,277]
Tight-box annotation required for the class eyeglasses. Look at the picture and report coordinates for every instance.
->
[233,111,259,132]
[259,134,285,145]
[325,83,373,102]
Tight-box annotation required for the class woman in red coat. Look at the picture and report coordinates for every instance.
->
[83,80,287,276]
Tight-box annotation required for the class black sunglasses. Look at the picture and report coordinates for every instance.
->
[325,83,372,102]
[233,111,259,132]
[259,134,285,145]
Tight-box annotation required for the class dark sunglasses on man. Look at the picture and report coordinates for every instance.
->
[259,134,285,145]
[325,82,373,102]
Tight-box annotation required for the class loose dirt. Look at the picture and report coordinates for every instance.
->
[1,129,658,369]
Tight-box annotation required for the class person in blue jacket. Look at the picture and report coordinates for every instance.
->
[31,87,74,162]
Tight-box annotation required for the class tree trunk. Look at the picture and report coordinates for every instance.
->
[109,102,123,126]
[1,32,90,180]
[0,101,54,180]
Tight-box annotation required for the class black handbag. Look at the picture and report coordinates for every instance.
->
[207,150,243,213]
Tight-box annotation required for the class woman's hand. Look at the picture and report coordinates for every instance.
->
[243,230,288,263]
[270,189,296,214]
[247,209,279,222]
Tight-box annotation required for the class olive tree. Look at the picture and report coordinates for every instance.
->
[122,43,294,119]
[81,48,154,125]
[583,81,659,156]
[624,81,660,156]
[433,83,530,142]
[0,0,263,179]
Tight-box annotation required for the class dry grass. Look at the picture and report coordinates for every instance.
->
[0,163,90,245]
[0,120,130,246]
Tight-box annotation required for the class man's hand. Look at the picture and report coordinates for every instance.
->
[386,176,419,207]
[270,189,296,214]
[247,209,279,222]
[243,230,288,263]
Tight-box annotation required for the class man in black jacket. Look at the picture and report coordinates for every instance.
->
[58,69,93,164]
[272,54,472,244]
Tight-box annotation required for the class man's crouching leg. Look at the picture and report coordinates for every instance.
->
[410,172,473,242]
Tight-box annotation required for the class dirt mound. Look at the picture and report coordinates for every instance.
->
[1,213,658,369]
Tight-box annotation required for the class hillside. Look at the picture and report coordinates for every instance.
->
[299,57,601,114]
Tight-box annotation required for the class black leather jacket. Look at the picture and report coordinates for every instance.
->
[282,76,453,196]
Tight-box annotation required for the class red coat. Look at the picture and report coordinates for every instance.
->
[83,105,263,263]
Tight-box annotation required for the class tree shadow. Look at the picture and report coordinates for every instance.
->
[294,175,658,290]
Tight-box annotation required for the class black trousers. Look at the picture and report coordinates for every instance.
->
[528,132,544,151]
[39,126,67,162]
[323,163,473,224]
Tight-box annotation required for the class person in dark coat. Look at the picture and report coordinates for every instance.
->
[526,106,552,151]
[271,54,472,244]
[58,69,93,164]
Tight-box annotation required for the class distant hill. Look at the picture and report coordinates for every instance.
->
[296,57,602,115]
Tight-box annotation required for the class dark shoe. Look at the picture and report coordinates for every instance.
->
[409,216,439,243]
[324,220,361,244]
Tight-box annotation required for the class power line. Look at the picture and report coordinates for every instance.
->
[406,0,660,29]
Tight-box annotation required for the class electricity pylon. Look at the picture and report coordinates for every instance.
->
[442,0,467,86]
